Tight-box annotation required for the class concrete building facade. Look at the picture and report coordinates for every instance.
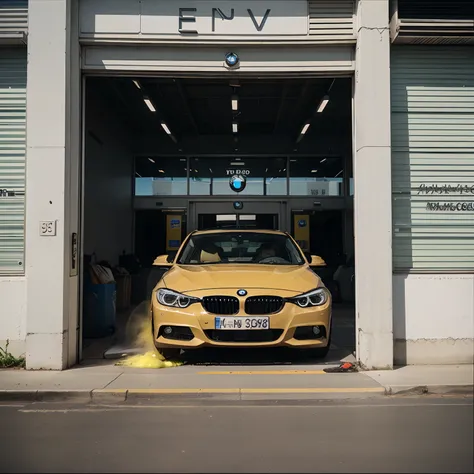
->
[0,0,472,370]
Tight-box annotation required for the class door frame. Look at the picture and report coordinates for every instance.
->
[189,200,287,232]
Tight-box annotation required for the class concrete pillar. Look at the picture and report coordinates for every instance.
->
[25,0,78,369]
[354,0,393,369]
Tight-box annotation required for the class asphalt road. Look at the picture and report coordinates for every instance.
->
[1,397,473,473]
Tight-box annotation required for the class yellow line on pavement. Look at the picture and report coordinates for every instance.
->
[197,370,327,375]
[241,387,383,394]
[128,388,240,394]
[124,387,384,394]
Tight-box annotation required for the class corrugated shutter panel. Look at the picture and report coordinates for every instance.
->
[308,0,355,40]
[0,0,28,35]
[391,46,474,272]
[0,48,26,275]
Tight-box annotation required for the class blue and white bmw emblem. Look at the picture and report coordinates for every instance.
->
[225,52,239,67]
[237,289,247,296]
[230,175,246,193]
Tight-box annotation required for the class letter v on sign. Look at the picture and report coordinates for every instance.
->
[247,9,271,32]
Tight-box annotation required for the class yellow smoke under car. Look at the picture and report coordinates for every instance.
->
[151,229,332,359]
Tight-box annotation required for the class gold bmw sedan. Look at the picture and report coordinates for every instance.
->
[151,229,332,359]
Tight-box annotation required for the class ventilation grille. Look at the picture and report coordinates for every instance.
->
[308,0,355,39]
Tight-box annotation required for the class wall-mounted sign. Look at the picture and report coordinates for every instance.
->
[229,175,247,193]
[226,169,250,176]
[80,1,309,38]
[166,215,182,251]
[293,214,310,252]
[179,7,271,34]
[417,183,474,212]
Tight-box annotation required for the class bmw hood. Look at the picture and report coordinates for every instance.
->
[162,264,322,294]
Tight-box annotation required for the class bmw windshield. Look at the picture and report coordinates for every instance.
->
[177,232,305,266]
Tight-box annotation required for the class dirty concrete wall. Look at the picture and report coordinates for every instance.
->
[0,277,27,357]
[83,83,134,266]
[393,274,474,365]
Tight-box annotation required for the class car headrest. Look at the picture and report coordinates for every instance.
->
[200,250,221,263]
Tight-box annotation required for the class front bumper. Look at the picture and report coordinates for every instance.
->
[151,288,331,349]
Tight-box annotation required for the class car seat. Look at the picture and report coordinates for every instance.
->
[199,243,223,263]
[200,250,221,263]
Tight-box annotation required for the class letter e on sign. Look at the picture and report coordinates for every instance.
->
[39,220,57,236]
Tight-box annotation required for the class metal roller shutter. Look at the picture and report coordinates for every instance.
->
[0,0,28,36]
[391,46,474,272]
[308,0,355,40]
[0,48,26,275]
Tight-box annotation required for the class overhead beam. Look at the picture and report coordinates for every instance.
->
[273,84,290,134]
[175,79,200,134]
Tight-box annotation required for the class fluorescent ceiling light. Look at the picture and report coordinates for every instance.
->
[320,158,327,163]
[301,123,311,135]
[158,169,164,173]
[209,168,213,173]
[144,97,156,112]
[133,80,141,89]
[161,122,172,135]
[217,214,237,221]
[230,162,245,166]
[135,172,142,177]
[311,169,318,173]
[232,122,238,134]
[335,170,343,177]
[180,158,186,162]
[290,159,297,162]
[148,157,155,163]
[296,122,310,143]
[231,95,238,111]
[240,215,257,221]
[317,95,330,113]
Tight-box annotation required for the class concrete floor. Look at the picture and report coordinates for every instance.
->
[1,397,472,473]
[83,301,356,366]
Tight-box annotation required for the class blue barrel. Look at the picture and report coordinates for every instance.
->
[83,273,116,338]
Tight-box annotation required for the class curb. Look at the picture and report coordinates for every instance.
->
[384,384,473,396]
[0,387,384,402]
[0,385,472,402]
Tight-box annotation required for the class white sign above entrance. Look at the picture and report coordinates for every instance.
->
[143,1,308,36]
[80,0,308,37]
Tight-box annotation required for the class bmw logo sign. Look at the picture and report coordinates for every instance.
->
[237,289,247,297]
[229,175,246,193]
[298,219,307,228]
[225,52,240,68]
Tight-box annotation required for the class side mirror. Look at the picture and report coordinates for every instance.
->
[153,254,173,266]
[310,255,326,267]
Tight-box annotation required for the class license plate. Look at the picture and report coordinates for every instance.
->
[215,317,270,330]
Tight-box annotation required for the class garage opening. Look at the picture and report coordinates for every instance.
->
[81,75,355,364]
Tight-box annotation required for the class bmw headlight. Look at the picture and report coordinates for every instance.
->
[288,288,329,308]
[156,289,200,309]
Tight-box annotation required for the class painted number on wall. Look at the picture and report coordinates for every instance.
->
[39,220,57,236]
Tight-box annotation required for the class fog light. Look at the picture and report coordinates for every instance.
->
[164,326,173,335]
[312,326,321,336]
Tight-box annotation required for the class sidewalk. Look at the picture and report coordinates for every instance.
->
[0,361,472,402]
